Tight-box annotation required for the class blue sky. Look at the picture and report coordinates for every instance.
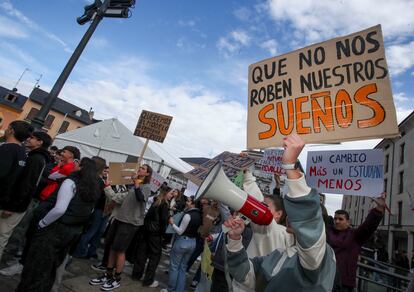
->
[1,0,413,213]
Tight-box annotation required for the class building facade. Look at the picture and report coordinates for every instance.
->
[0,85,96,138]
[0,86,28,135]
[342,111,414,264]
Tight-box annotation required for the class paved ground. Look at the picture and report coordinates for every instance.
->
[0,247,197,292]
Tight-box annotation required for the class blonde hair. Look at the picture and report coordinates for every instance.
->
[153,188,170,207]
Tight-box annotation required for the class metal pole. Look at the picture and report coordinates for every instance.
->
[387,139,396,262]
[31,13,103,129]
[13,68,30,90]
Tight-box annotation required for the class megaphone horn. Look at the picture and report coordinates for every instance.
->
[195,161,273,225]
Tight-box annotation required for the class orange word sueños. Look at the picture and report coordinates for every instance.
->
[257,83,385,139]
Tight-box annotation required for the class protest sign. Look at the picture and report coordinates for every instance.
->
[109,162,166,191]
[258,149,285,175]
[247,25,398,149]
[150,171,166,192]
[108,162,136,186]
[134,110,173,143]
[306,149,384,196]
[185,151,258,186]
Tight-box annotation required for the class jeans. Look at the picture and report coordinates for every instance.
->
[167,236,196,292]
[73,209,108,257]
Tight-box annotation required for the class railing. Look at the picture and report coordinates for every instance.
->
[357,255,412,292]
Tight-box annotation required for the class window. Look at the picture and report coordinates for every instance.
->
[384,178,388,193]
[400,143,405,165]
[363,197,366,205]
[348,198,351,209]
[355,197,357,206]
[4,93,17,103]
[58,121,70,134]
[385,154,389,173]
[398,201,403,225]
[399,171,404,193]
[44,114,55,129]
[25,108,39,121]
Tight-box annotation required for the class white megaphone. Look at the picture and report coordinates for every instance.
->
[195,161,273,225]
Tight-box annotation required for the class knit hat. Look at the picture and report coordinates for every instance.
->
[62,145,80,160]
[31,131,52,149]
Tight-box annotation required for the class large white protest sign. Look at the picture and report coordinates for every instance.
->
[306,149,384,196]
[258,149,285,175]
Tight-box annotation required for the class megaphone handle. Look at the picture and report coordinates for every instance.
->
[221,215,251,234]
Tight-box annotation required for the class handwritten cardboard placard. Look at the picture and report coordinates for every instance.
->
[306,149,384,196]
[185,151,258,186]
[108,162,136,186]
[134,110,173,143]
[247,25,398,149]
[109,162,165,192]
[258,149,285,175]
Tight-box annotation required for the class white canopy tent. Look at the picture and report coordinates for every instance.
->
[53,118,193,178]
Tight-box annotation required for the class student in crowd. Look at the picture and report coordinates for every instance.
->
[327,195,385,292]
[89,164,152,291]
[16,157,101,292]
[90,183,129,272]
[73,163,109,259]
[0,131,52,263]
[161,196,201,292]
[170,188,186,214]
[225,134,336,291]
[0,121,33,260]
[132,186,173,287]
[39,146,80,201]
[186,198,221,289]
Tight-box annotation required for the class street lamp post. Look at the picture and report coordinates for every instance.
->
[31,0,135,130]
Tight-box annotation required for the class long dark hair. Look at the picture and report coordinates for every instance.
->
[141,164,153,185]
[71,157,100,202]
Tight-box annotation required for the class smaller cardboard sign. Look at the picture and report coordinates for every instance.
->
[185,151,259,186]
[306,149,384,196]
[258,149,285,175]
[134,110,173,143]
[108,162,137,186]
[150,171,166,192]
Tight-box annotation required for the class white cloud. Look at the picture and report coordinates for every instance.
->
[57,58,247,158]
[0,42,50,78]
[231,30,250,45]
[233,7,251,22]
[267,0,414,42]
[394,92,410,103]
[387,41,414,75]
[178,20,196,27]
[260,39,278,56]
[0,0,71,52]
[0,15,27,38]
[217,30,251,57]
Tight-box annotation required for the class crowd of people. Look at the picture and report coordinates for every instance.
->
[0,120,410,292]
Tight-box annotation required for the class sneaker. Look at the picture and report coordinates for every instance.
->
[91,263,107,272]
[160,289,168,292]
[0,263,23,276]
[190,280,198,289]
[100,278,121,291]
[148,280,159,288]
[89,274,111,286]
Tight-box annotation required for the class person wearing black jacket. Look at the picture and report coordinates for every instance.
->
[16,157,101,292]
[132,187,173,287]
[0,121,34,261]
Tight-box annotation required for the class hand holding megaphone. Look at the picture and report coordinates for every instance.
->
[194,161,273,226]
[223,216,246,240]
